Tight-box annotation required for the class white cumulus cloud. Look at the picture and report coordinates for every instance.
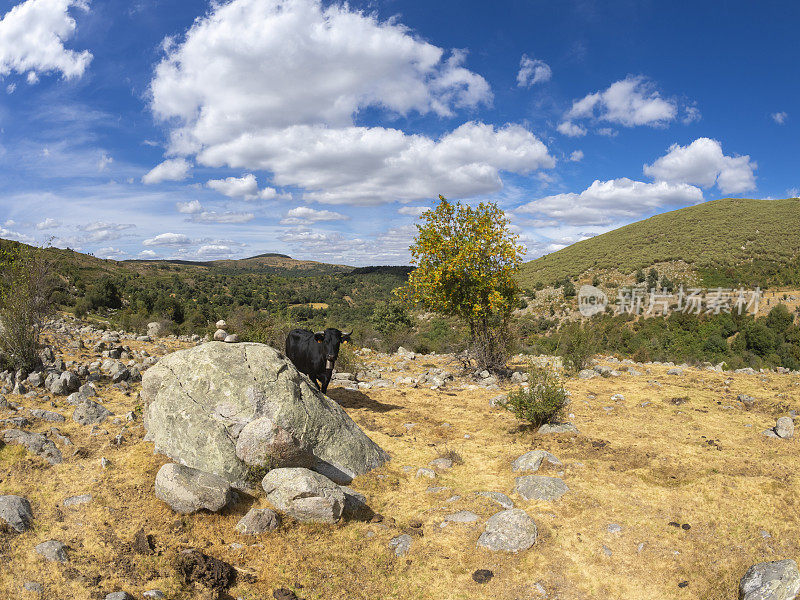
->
[564,76,678,129]
[147,0,553,205]
[557,121,586,137]
[35,217,60,229]
[398,205,429,216]
[0,0,92,80]
[569,150,584,162]
[142,158,191,184]
[176,199,202,214]
[643,137,756,194]
[142,232,191,246]
[517,55,551,87]
[206,173,267,200]
[280,207,348,225]
[516,178,703,226]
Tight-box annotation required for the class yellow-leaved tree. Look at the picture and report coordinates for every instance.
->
[396,195,523,372]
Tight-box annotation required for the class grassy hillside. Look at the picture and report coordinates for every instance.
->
[519,198,800,288]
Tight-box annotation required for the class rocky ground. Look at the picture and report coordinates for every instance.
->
[0,316,798,599]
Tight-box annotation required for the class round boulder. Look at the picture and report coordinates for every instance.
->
[739,559,800,600]
[477,509,538,552]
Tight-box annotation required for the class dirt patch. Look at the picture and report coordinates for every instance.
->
[177,549,235,591]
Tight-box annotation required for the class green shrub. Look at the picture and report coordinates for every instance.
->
[558,322,597,372]
[0,244,55,370]
[500,367,568,429]
[335,342,363,374]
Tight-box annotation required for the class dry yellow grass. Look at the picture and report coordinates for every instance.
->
[0,344,798,599]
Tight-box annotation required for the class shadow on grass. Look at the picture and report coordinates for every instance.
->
[326,388,402,413]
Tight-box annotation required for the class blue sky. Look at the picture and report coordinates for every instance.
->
[0,0,797,265]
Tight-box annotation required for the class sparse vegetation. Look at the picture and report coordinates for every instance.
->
[0,243,55,370]
[500,366,568,429]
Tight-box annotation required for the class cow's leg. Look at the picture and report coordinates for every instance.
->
[320,369,333,394]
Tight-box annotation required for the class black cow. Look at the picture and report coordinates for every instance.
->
[285,328,351,393]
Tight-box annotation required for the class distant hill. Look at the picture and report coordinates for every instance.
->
[519,198,800,289]
[124,252,350,276]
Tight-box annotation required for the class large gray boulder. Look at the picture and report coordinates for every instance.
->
[739,559,800,600]
[261,467,345,524]
[142,342,388,488]
[154,463,234,514]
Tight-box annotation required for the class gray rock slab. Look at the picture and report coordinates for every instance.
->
[0,495,33,533]
[35,540,68,563]
[1,429,63,464]
[477,509,537,552]
[476,491,514,509]
[389,533,412,556]
[514,475,569,501]
[511,450,562,472]
[72,399,112,426]
[155,463,234,514]
[262,467,345,524]
[236,507,280,535]
[537,423,579,435]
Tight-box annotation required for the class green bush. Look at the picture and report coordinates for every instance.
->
[500,367,568,429]
[0,244,55,370]
[558,322,597,372]
[87,279,122,310]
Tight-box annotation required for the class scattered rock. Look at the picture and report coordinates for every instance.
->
[236,508,280,535]
[429,457,453,469]
[389,533,413,556]
[738,394,756,409]
[739,559,800,600]
[444,510,479,523]
[511,450,562,472]
[63,494,92,507]
[1,429,63,464]
[224,334,240,343]
[416,468,436,479]
[476,491,514,509]
[142,591,165,599]
[213,329,228,341]
[477,509,538,552]
[23,582,43,593]
[607,523,622,534]
[105,593,134,600]
[776,417,795,439]
[262,467,345,524]
[537,423,579,435]
[514,476,569,501]
[35,540,68,563]
[0,495,33,533]
[72,399,112,426]
[29,408,65,423]
[155,463,234,514]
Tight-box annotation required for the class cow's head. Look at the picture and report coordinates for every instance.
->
[314,328,352,370]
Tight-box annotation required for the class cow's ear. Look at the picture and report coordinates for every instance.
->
[314,332,325,342]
